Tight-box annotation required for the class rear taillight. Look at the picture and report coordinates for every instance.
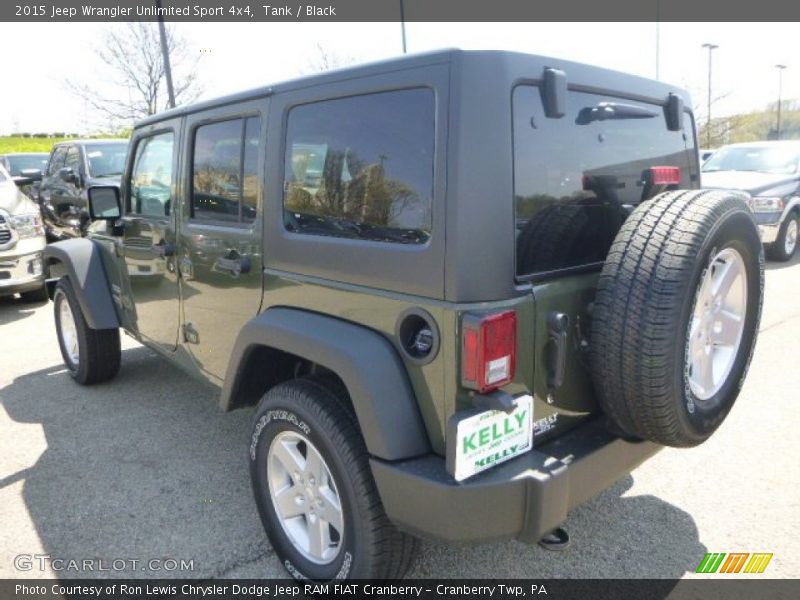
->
[461,311,517,393]
[648,166,681,185]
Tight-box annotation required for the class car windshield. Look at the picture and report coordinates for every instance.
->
[6,154,48,175]
[702,146,800,175]
[85,143,129,178]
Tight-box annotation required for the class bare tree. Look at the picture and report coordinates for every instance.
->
[66,22,201,127]
[305,44,355,73]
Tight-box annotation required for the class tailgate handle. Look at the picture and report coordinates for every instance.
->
[546,312,569,390]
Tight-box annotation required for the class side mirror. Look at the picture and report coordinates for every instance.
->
[19,168,43,182]
[87,186,121,220]
[58,167,78,184]
[12,175,34,186]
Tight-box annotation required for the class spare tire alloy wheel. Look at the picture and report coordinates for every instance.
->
[686,248,747,402]
[591,190,763,447]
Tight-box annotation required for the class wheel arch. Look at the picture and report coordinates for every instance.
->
[222,308,431,461]
[43,238,119,330]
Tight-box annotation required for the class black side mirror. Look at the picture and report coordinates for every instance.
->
[87,185,122,220]
[58,167,78,184]
[12,176,34,186]
[19,168,43,182]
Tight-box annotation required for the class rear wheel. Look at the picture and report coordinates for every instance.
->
[53,278,121,385]
[765,212,798,262]
[591,190,763,447]
[249,377,417,580]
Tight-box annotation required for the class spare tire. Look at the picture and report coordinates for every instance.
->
[591,190,763,447]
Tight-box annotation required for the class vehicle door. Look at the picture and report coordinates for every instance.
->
[120,120,182,351]
[178,100,265,383]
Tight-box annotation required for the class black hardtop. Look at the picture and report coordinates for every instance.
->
[135,49,692,128]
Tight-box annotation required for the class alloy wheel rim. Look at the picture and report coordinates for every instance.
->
[785,219,798,256]
[58,296,80,367]
[686,247,747,401]
[267,431,344,565]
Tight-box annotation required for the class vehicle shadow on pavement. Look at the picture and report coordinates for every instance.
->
[764,252,800,271]
[0,347,280,579]
[0,295,47,327]
[2,346,705,580]
[409,474,706,579]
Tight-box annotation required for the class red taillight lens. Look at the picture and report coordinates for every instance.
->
[461,311,517,393]
[648,166,681,185]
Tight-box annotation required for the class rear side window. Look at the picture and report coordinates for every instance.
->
[191,116,261,225]
[513,85,692,277]
[283,88,435,244]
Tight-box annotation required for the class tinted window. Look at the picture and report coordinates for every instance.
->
[85,143,128,178]
[513,86,691,277]
[48,146,68,175]
[129,132,174,217]
[191,116,260,225]
[283,88,434,244]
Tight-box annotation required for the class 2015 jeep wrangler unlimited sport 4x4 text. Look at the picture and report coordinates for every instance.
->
[44,50,763,580]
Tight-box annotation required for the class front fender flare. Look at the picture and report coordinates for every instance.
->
[222,308,430,461]
[44,238,119,330]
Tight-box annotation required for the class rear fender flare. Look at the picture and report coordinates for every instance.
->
[222,308,430,461]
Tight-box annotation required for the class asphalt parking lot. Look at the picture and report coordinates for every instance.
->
[1,254,798,580]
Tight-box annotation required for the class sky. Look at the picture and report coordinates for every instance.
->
[0,21,797,134]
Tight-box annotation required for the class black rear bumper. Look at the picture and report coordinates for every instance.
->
[371,418,661,543]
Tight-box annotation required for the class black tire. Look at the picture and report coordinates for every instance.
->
[765,211,798,262]
[53,278,121,385]
[249,377,417,580]
[591,190,764,447]
[20,284,49,303]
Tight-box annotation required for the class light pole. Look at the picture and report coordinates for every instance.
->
[399,0,407,54]
[775,64,787,140]
[702,43,718,148]
[155,0,175,109]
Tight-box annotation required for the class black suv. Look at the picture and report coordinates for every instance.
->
[38,139,128,240]
[44,50,763,580]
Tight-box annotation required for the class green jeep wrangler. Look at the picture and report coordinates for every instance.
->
[44,50,763,580]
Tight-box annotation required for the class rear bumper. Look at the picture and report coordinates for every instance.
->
[371,418,661,544]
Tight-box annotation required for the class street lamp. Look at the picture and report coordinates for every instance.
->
[702,43,719,148]
[399,0,407,54]
[775,64,787,140]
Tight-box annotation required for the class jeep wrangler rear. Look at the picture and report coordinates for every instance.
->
[44,50,763,580]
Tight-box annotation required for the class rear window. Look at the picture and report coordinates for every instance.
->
[513,85,692,277]
[283,88,435,245]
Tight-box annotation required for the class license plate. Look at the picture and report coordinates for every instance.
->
[451,395,533,482]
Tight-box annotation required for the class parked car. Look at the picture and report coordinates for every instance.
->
[38,139,128,240]
[0,163,47,301]
[0,152,49,199]
[44,50,763,580]
[702,141,800,261]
